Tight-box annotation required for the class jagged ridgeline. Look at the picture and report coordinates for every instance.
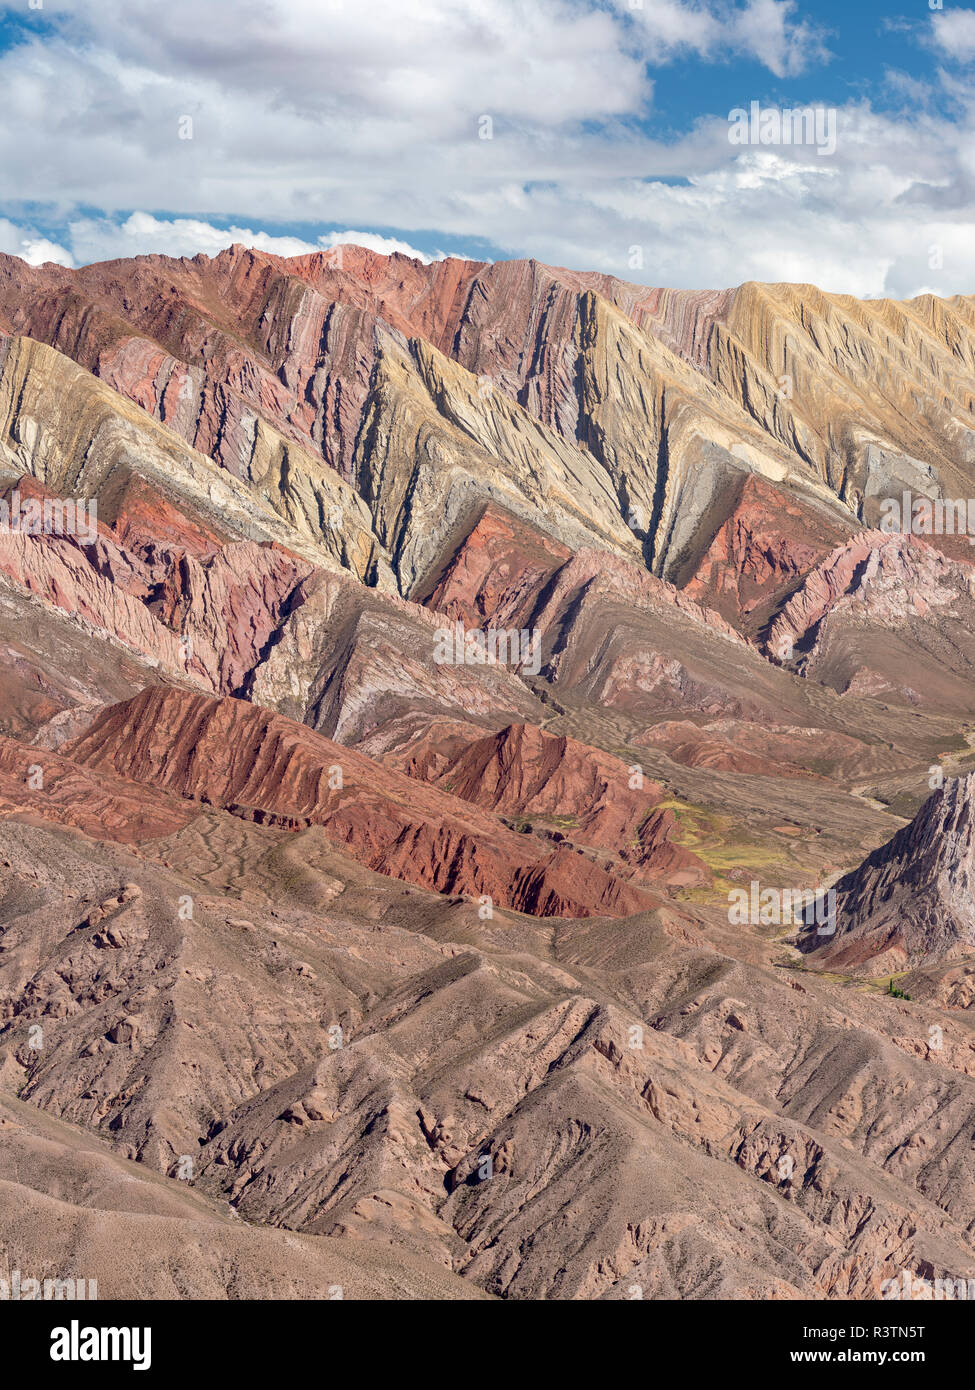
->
[4,246,975,1300]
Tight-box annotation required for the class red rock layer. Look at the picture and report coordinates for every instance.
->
[0,735,193,843]
[523,547,745,645]
[425,722,654,843]
[0,531,185,669]
[385,721,708,888]
[0,479,312,696]
[0,246,491,484]
[635,719,847,780]
[96,471,229,559]
[147,541,312,694]
[682,473,850,630]
[419,504,571,627]
[764,530,965,659]
[0,247,760,489]
[621,807,707,887]
[66,687,660,919]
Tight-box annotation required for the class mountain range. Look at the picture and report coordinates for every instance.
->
[3,244,975,1299]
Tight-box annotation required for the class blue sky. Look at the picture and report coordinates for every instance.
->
[0,0,973,296]
[648,2,953,122]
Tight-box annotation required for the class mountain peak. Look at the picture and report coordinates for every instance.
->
[799,772,975,973]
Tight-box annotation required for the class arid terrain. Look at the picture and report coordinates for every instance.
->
[4,244,975,1299]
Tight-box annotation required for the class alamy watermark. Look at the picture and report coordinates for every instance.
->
[728,102,837,157]
[728,880,837,936]
[1,1269,97,1300]
[0,491,98,544]
[879,491,975,537]
[433,620,541,676]
[882,1269,975,1301]
[50,1320,150,1371]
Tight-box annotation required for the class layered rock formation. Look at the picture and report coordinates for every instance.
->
[799,772,975,973]
[4,809,975,1300]
[682,472,852,631]
[3,244,975,1300]
[2,244,942,599]
[390,721,709,888]
[765,532,975,713]
[0,332,388,585]
[65,686,659,917]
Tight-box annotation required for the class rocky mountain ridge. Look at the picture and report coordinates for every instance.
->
[2,245,975,1299]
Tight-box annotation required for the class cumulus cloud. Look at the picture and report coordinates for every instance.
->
[621,0,829,76]
[566,139,971,299]
[0,0,972,298]
[66,213,433,266]
[728,0,830,77]
[931,8,975,63]
[0,219,73,268]
[53,0,649,128]
[316,230,448,262]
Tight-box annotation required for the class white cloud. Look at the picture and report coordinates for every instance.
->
[931,9,975,63]
[56,0,650,128]
[316,230,441,262]
[0,1,972,299]
[68,213,321,265]
[729,0,829,78]
[66,213,433,266]
[0,219,73,268]
[622,0,829,76]
[617,0,723,58]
